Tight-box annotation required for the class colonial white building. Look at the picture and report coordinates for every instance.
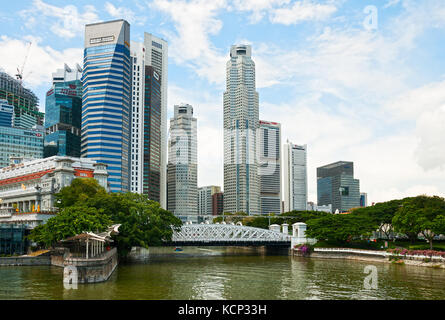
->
[0,156,108,228]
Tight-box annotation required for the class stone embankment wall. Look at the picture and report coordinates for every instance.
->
[0,255,51,266]
[0,247,119,284]
[292,248,445,269]
[64,248,118,283]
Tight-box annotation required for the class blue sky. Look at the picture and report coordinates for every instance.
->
[2,0,445,204]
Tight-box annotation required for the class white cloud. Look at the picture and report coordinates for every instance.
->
[0,36,82,100]
[385,79,445,172]
[269,0,338,25]
[232,0,291,23]
[384,0,401,9]
[19,0,99,39]
[232,0,338,25]
[104,2,147,25]
[151,0,228,86]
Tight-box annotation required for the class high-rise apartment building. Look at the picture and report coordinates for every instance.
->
[81,20,131,193]
[144,33,168,209]
[258,121,281,214]
[167,104,197,222]
[0,71,44,128]
[44,64,82,158]
[317,161,360,213]
[283,142,307,212]
[198,186,221,216]
[223,45,260,215]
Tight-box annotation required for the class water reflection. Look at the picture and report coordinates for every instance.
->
[1,248,445,300]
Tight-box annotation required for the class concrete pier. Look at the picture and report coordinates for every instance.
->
[64,248,118,284]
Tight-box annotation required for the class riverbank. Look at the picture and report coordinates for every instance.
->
[292,248,445,269]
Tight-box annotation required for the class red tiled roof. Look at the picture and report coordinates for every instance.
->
[0,169,54,186]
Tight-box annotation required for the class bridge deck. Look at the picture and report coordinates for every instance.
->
[165,241,290,247]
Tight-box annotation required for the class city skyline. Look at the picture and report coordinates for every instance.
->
[1,1,445,205]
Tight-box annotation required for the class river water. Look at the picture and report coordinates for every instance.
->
[1,247,444,300]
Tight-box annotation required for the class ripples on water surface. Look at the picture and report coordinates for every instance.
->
[1,247,445,300]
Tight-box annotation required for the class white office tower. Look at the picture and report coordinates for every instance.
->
[167,104,198,223]
[52,64,82,84]
[144,33,168,209]
[223,45,260,215]
[259,121,282,214]
[283,142,308,212]
[129,42,145,194]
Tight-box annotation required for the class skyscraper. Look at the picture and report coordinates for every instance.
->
[223,45,260,215]
[360,192,368,207]
[142,66,162,202]
[44,64,82,158]
[144,33,168,209]
[258,121,281,214]
[0,99,14,127]
[129,38,164,204]
[81,20,131,193]
[283,142,307,212]
[129,41,145,194]
[167,104,197,223]
[317,161,360,213]
[0,126,43,168]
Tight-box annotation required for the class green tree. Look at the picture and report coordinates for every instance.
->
[39,179,182,256]
[306,214,376,243]
[29,206,112,246]
[93,193,182,257]
[392,195,445,248]
[56,178,108,208]
[352,199,402,239]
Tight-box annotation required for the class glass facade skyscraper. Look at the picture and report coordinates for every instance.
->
[259,121,281,214]
[44,76,82,158]
[0,99,14,128]
[317,161,360,213]
[81,20,131,193]
[0,126,43,168]
[129,39,165,205]
[143,66,162,202]
[144,33,168,209]
[223,45,260,215]
[167,104,198,223]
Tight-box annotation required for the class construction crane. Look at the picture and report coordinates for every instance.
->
[16,41,32,84]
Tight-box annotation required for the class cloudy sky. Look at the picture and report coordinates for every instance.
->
[1,0,445,205]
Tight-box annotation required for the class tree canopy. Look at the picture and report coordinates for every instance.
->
[392,195,445,248]
[30,178,182,256]
[29,206,112,247]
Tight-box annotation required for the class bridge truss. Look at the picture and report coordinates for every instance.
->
[171,223,291,246]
